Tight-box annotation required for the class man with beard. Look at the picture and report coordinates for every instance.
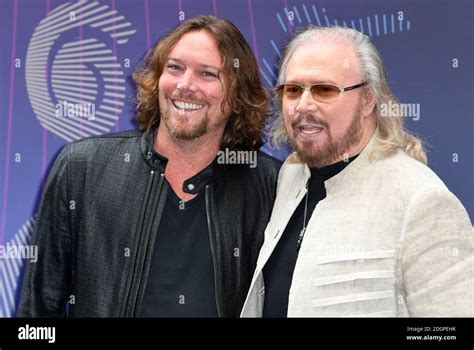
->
[18,16,280,317]
[241,26,473,317]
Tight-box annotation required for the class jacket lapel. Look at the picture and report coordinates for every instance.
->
[255,158,310,271]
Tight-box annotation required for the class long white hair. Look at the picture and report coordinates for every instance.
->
[271,25,427,164]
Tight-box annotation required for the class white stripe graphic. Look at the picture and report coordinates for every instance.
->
[313,270,393,286]
[316,250,396,265]
[312,290,393,308]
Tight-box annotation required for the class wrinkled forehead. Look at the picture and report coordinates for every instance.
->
[285,38,362,85]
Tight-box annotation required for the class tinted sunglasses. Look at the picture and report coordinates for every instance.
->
[276,81,368,103]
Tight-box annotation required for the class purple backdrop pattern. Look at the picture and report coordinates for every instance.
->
[0,0,472,317]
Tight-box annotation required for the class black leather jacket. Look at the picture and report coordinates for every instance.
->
[18,127,280,317]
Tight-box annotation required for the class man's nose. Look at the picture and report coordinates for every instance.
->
[294,89,318,115]
[176,71,197,93]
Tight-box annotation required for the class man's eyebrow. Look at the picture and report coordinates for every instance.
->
[199,63,219,70]
[167,57,219,71]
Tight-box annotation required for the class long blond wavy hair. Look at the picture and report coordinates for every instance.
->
[271,25,427,164]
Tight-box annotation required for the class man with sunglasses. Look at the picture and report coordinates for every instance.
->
[241,26,473,317]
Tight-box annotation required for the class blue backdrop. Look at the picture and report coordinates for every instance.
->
[0,0,472,317]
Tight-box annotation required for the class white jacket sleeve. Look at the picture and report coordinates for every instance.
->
[401,186,474,316]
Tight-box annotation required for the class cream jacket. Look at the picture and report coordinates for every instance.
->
[242,133,473,317]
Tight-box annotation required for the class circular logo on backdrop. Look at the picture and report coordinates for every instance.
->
[25,0,136,142]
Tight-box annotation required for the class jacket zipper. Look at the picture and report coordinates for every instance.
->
[205,184,222,317]
[121,170,161,316]
[131,172,165,316]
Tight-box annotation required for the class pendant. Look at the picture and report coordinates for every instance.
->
[296,227,306,251]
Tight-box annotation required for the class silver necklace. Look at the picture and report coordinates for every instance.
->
[296,180,309,251]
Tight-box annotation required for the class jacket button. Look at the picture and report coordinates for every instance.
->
[146,152,152,159]
[187,183,195,191]
[153,159,161,166]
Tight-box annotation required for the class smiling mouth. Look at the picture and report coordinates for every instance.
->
[296,125,324,136]
[171,99,204,111]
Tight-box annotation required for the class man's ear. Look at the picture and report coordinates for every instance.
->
[361,89,376,118]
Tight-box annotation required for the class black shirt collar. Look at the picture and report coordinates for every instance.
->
[140,125,221,195]
[310,154,359,181]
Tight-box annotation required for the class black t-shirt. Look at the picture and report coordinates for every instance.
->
[139,182,218,317]
[263,156,357,317]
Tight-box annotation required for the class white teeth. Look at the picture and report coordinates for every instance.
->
[301,129,321,135]
[299,126,323,135]
[173,100,204,110]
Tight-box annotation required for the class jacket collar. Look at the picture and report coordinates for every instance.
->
[324,128,379,195]
[140,125,223,195]
[140,125,168,172]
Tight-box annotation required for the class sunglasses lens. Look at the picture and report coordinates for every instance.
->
[278,84,341,102]
[283,84,303,99]
[311,84,339,102]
